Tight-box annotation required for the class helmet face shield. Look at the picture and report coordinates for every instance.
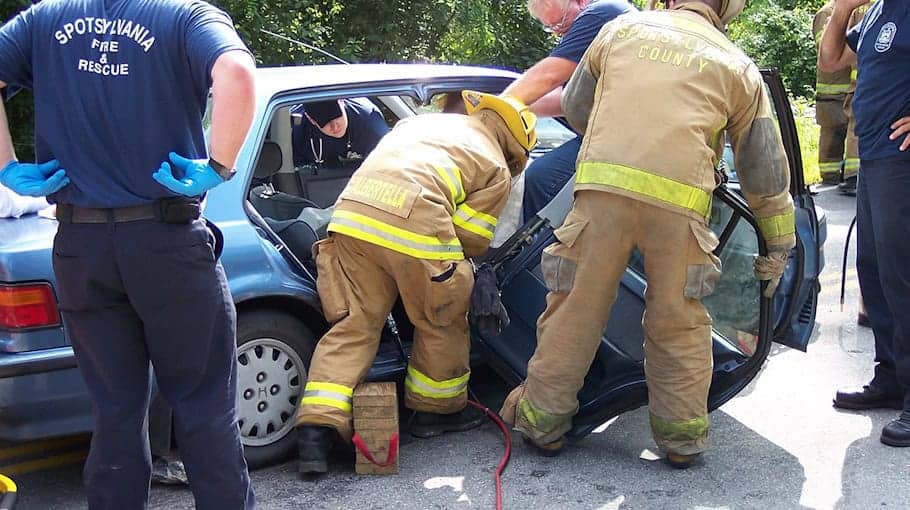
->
[462,90,538,152]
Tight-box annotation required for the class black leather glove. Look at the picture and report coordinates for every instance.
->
[469,263,510,338]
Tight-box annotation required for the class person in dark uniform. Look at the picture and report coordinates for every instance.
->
[821,0,910,448]
[501,0,634,223]
[291,98,389,167]
[0,1,257,507]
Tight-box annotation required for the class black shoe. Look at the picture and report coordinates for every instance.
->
[881,414,910,447]
[521,434,564,457]
[297,425,336,477]
[820,172,842,185]
[410,406,485,439]
[857,312,871,328]
[833,385,903,410]
[666,452,701,469]
[838,176,857,196]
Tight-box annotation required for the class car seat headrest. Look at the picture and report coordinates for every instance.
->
[254,141,283,180]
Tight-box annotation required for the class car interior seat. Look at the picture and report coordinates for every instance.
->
[249,140,319,220]
[264,207,333,265]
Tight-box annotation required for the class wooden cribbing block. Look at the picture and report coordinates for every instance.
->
[353,382,399,475]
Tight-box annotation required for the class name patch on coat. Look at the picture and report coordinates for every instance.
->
[341,175,419,218]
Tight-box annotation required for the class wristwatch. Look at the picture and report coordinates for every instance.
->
[208,157,237,181]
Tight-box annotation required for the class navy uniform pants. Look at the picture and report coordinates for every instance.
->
[856,157,910,412]
[52,218,254,510]
[521,136,582,223]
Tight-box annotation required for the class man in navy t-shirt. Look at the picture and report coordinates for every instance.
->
[501,0,635,222]
[820,0,910,448]
[292,98,389,167]
[0,0,257,506]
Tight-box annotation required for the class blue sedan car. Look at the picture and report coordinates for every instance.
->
[0,64,824,466]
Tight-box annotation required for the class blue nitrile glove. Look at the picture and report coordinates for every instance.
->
[152,152,225,197]
[0,159,70,197]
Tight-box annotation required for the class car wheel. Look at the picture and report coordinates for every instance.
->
[235,309,317,469]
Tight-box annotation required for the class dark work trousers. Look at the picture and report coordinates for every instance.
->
[52,218,255,510]
[148,379,174,459]
[855,157,910,412]
[521,136,582,223]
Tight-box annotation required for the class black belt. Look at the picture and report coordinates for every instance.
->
[57,198,201,224]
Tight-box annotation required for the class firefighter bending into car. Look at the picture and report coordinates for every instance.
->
[500,0,796,469]
[294,91,537,476]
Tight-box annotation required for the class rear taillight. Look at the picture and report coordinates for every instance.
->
[0,283,61,330]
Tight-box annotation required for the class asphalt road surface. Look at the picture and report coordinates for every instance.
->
[8,186,910,510]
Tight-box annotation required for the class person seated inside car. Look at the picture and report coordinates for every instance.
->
[291,98,390,167]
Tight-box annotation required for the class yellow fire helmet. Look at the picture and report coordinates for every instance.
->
[461,90,537,153]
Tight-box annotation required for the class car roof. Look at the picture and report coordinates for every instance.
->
[254,63,520,102]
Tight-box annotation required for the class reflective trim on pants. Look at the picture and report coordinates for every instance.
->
[404,365,469,399]
[816,83,851,95]
[300,381,354,413]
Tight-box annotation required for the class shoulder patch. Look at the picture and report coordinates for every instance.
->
[875,22,897,53]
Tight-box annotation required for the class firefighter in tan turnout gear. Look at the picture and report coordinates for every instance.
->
[500,0,796,469]
[295,91,537,476]
[813,0,871,191]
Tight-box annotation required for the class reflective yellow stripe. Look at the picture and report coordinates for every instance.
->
[844,158,860,172]
[305,381,354,396]
[300,381,353,412]
[404,366,469,399]
[453,203,497,240]
[301,396,352,412]
[851,69,858,81]
[576,161,712,218]
[433,164,465,206]
[329,210,464,261]
[650,412,709,442]
[816,83,851,95]
[756,211,796,241]
[818,161,842,174]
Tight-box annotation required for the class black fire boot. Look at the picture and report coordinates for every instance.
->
[522,434,564,457]
[881,413,910,447]
[410,406,485,439]
[297,425,336,477]
[666,452,701,469]
[838,175,857,196]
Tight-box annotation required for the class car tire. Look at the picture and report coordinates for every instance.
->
[235,309,317,469]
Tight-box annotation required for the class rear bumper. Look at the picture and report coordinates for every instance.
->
[0,347,76,379]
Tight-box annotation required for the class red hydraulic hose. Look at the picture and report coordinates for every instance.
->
[466,400,511,510]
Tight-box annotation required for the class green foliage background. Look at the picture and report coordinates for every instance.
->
[2,0,830,170]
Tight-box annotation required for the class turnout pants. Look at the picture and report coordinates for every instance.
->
[52,219,254,510]
[501,191,718,455]
[856,158,910,412]
[816,96,859,182]
[295,234,474,440]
